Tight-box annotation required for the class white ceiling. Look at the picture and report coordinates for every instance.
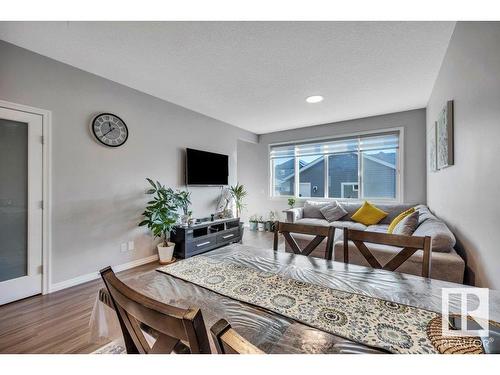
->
[0,21,455,134]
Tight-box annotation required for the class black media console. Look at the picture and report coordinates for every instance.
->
[170,217,242,259]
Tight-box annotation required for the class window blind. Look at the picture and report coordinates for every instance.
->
[270,131,399,158]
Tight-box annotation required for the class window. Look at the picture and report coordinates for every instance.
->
[270,131,400,201]
[270,145,295,196]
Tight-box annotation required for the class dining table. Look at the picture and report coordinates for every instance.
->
[89,243,500,354]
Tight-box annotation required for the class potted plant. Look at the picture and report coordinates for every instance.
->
[175,189,192,226]
[288,197,296,209]
[139,178,179,264]
[267,211,279,231]
[229,183,247,218]
[257,216,265,232]
[249,215,258,231]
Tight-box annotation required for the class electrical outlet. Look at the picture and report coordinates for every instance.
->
[128,241,135,251]
[120,243,128,252]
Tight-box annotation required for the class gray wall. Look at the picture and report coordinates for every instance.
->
[0,41,257,285]
[238,109,427,223]
[426,22,500,289]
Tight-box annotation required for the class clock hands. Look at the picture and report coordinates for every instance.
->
[102,122,116,136]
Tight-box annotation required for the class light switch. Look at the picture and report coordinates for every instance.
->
[128,241,135,251]
[120,243,128,252]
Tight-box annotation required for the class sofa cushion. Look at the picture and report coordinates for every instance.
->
[393,211,419,236]
[295,218,329,227]
[303,200,331,219]
[330,221,367,231]
[351,201,388,226]
[413,218,456,253]
[366,224,390,233]
[320,202,348,222]
[414,204,435,225]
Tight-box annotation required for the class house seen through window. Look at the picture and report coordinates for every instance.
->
[270,131,400,200]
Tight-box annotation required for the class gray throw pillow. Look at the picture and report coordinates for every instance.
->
[320,202,348,222]
[303,200,331,219]
[393,211,419,236]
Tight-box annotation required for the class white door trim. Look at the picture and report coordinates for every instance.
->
[0,100,52,295]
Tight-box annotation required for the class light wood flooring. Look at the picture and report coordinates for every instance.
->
[0,230,281,353]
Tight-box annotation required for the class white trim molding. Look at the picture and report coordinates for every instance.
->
[49,254,159,293]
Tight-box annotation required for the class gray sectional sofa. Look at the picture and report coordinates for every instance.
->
[284,201,465,283]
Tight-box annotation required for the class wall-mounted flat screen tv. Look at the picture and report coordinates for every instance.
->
[186,148,229,186]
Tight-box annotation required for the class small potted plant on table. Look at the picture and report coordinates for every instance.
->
[267,211,279,231]
[288,198,296,209]
[139,178,179,264]
[257,216,265,232]
[249,215,258,231]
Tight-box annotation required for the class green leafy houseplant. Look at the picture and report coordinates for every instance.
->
[229,183,248,217]
[139,178,179,247]
[288,197,296,208]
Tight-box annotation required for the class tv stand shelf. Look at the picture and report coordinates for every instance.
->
[170,217,242,259]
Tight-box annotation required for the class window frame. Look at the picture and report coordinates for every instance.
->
[269,127,404,203]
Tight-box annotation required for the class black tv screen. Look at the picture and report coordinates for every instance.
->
[186,148,229,186]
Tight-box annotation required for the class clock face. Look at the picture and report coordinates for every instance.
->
[92,113,128,147]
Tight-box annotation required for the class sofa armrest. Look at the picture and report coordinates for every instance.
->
[284,208,303,223]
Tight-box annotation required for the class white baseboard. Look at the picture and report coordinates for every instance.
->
[48,254,159,293]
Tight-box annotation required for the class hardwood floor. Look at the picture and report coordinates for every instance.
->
[0,230,281,354]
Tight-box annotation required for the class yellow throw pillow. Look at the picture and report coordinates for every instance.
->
[351,201,388,226]
[387,207,415,234]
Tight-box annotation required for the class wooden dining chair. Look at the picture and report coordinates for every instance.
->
[210,319,264,354]
[342,228,432,277]
[99,266,211,354]
[273,221,335,260]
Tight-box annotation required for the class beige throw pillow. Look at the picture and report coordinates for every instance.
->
[392,211,419,236]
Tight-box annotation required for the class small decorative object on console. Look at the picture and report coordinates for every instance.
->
[287,198,296,209]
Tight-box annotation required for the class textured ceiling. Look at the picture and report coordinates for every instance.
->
[0,21,455,134]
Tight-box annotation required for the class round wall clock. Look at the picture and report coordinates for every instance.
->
[91,113,128,147]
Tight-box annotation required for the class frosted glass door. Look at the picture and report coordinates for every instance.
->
[0,107,43,305]
[0,119,28,282]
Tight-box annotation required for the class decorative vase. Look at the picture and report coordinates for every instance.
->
[249,221,257,231]
[157,242,175,264]
[257,222,265,232]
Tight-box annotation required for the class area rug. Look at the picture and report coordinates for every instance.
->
[92,340,126,354]
[158,255,456,354]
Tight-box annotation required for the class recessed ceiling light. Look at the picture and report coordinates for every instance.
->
[306,95,324,104]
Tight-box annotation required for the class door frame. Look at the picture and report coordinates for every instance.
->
[0,99,52,295]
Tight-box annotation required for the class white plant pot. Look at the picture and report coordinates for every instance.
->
[257,223,265,232]
[158,242,175,264]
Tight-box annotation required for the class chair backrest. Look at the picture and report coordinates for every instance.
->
[99,266,211,354]
[210,319,264,354]
[342,228,432,277]
[273,221,335,260]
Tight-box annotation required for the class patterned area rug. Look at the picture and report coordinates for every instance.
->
[92,340,126,354]
[158,256,442,354]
